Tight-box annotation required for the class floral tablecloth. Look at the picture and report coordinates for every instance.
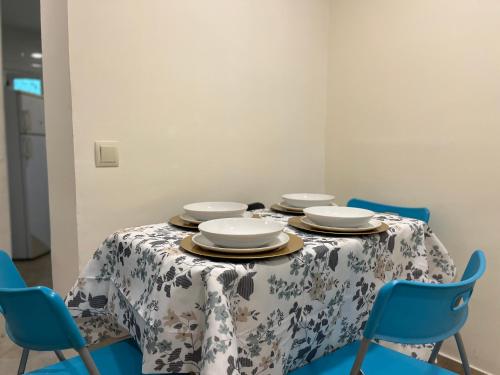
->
[66,210,455,374]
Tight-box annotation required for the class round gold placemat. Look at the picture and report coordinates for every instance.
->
[271,203,304,216]
[168,215,199,231]
[288,216,389,236]
[180,233,304,260]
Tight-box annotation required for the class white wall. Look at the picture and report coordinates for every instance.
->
[41,0,499,371]
[0,7,12,255]
[327,1,500,373]
[40,1,79,294]
[66,0,329,270]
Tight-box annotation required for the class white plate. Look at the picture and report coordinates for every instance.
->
[301,217,383,232]
[278,202,304,212]
[192,232,290,254]
[278,201,336,212]
[281,193,335,208]
[180,211,252,224]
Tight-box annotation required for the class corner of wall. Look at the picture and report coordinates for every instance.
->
[40,0,79,294]
[0,5,12,255]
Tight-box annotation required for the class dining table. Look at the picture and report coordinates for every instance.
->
[65,209,456,375]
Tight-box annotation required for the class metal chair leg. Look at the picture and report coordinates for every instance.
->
[455,333,472,375]
[54,350,66,362]
[77,347,101,375]
[428,341,443,364]
[350,338,370,375]
[17,348,29,375]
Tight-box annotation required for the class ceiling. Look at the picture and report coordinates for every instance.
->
[2,0,40,32]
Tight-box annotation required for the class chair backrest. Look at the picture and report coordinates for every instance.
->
[347,198,431,223]
[363,250,486,344]
[0,250,86,351]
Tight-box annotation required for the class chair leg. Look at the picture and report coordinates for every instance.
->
[455,333,472,375]
[350,338,370,375]
[17,349,29,375]
[54,350,66,362]
[428,341,443,364]
[77,347,101,375]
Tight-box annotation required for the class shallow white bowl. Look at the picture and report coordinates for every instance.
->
[282,193,335,208]
[183,202,248,221]
[303,206,375,228]
[198,218,284,248]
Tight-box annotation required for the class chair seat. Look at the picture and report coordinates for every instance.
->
[26,338,143,375]
[289,341,456,375]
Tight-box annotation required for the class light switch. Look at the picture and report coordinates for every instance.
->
[100,145,117,163]
[95,141,119,167]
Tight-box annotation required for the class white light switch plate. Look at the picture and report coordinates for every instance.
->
[95,141,119,167]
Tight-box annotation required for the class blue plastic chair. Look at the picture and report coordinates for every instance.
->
[0,250,143,375]
[290,250,486,375]
[347,198,431,223]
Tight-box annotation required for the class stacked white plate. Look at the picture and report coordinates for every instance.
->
[279,193,335,211]
[181,202,250,224]
[193,218,288,254]
[302,206,382,232]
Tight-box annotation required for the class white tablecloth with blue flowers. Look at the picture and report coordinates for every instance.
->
[65,210,455,374]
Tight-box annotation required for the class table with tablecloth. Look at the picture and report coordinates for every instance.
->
[65,210,455,374]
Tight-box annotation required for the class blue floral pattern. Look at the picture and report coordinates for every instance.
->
[66,211,455,374]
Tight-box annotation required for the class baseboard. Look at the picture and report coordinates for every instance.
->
[437,353,491,375]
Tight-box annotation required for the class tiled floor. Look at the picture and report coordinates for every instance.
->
[13,253,53,288]
[0,253,75,374]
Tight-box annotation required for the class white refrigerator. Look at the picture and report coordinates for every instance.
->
[7,92,51,259]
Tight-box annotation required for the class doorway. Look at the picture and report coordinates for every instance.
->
[1,0,51,285]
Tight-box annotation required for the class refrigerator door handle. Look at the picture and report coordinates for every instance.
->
[22,137,32,160]
[20,110,32,133]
